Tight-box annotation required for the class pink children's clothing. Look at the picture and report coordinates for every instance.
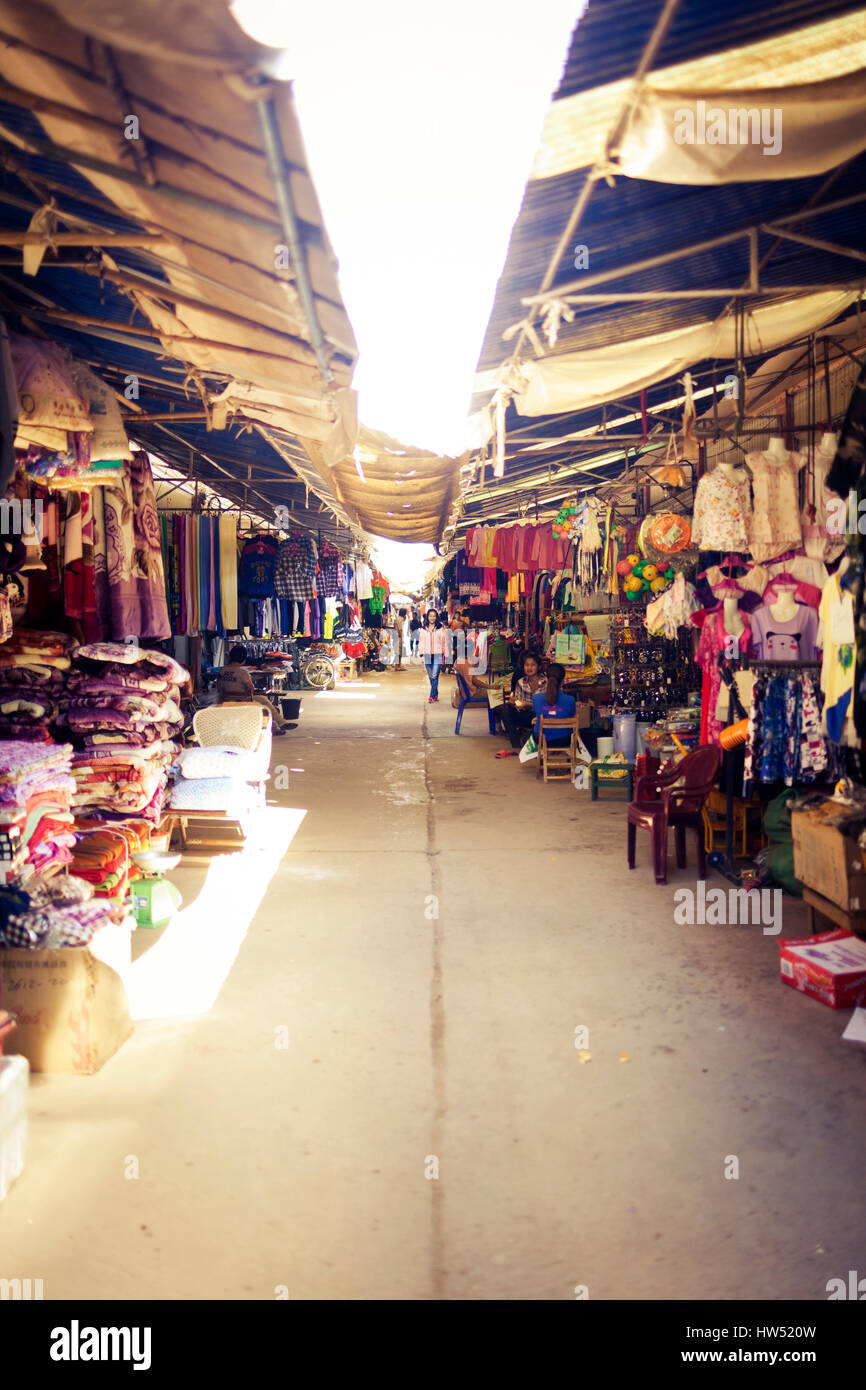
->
[693,606,753,746]
[746,448,804,562]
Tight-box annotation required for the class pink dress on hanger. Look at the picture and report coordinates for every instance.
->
[801,437,846,563]
[694,607,753,746]
[746,448,804,562]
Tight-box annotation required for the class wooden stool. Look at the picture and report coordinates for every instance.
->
[590,761,634,801]
[702,788,765,855]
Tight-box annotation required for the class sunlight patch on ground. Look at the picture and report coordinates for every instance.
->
[314,691,377,700]
[126,807,306,1020]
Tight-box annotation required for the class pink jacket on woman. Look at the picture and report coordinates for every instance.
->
[418,626,452,659]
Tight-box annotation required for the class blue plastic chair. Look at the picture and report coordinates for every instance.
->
[454,669,497,735]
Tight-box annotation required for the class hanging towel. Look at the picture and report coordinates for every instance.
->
[197,517,209,630]
[219,515,237,630]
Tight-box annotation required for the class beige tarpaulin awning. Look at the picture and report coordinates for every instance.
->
[0,0,358,450]
[291,423,467,544]
[473,289,860,425]
[530,10,866,183]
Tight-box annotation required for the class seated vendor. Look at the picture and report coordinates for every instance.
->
[531,662,576,744]
[216,644,290,733]
[499,651,547,748]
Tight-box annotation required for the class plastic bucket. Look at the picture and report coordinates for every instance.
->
[596,735,614,759]
[636,722,652,754]
[281,697,302,721]
[614,713,637,760]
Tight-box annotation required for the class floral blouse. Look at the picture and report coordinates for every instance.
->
[746,448,804,562]
[690,468,752,553]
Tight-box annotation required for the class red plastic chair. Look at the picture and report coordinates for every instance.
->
[627,744,721,885]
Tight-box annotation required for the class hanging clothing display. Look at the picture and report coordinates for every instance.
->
[239,535,279,598]
[693,605,753,746]
[802,432,847,562]
[101,454,170,640]
[274,532,318,601]
[316,542,343,598]
[746,445,804,561]
[355,560,374,600]
[743,670,827,788]
[690,467,752,553]
[818,567,857,744]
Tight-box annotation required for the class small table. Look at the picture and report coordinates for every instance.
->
[803,886,866,940]
[589,760,634,801]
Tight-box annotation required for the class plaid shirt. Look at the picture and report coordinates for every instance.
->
[274,536,319,600]
[317,549,344,598]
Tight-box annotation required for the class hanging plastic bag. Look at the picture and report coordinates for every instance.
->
[518,734,538,764]
[572,736,593,790]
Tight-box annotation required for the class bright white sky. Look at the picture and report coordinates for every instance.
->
[233,0,580,585]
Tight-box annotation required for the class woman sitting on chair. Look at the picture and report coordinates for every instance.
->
[532,662,576,745]
[499,651,546,749]
[217,644,290,733]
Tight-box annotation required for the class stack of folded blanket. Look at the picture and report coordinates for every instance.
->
[0,630,77,742]
[58,642,188,825]
[70,819,151,901]
[0,740,76,884]
[0,873,123,949]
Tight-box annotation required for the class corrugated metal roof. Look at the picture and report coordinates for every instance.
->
[554,0,866,100]
[475,151,866,378]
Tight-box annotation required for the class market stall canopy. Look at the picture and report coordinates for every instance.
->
[473,289,859,420]
[459,0,866,546]
[0,0,358,451]
[281,423,467,544]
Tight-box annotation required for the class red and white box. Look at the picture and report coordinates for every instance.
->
[780,929,866,1009]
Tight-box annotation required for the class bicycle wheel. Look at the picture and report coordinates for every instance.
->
[303,655,335,689]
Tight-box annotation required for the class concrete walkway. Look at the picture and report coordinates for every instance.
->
[2,665,864,1301]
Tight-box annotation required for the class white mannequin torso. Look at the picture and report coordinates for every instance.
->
[769,590,798,622]
[765,436,789,463]
[716,461,744,480]
[723,595,745,638]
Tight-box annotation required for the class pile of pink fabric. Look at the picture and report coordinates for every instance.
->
[56,642,188,825]
[0,739,75,883]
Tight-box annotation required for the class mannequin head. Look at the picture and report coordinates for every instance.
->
[766,436,788,459]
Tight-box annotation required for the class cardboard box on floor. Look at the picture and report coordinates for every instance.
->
[0,923,133,1074]
[780,929,866,1009]
[791,808,866,913]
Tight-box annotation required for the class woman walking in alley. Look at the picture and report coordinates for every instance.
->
[418,608,451,702]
